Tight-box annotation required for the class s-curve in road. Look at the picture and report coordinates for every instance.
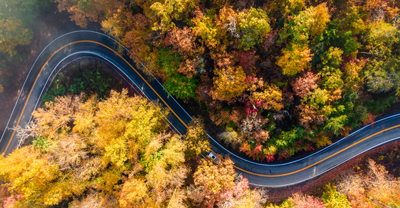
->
[2,30,400,187]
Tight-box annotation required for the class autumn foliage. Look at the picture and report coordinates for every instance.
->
[277,44,313,76]
[51,0,400,163]
[0,90,272,207]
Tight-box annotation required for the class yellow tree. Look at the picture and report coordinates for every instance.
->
[120,134,188,207]
[364,159,400,206]
[302,3,330,38]
[280,3,330,44]
[0,89,194,207]
[0,147,63,206]
[188,156,236,207]
[72,95,97,137]
[237,8,271,50]
[276,44,313,76]
[32,94,82,139]
[251,84,284,111]
[212,66,247,101]
[191,8,221,50]
[184,118,210,160]
[119,178,150,208]
[93,89,168,170]
[322,184,351,208]
[151,0,200,31]
[279,0,306,16]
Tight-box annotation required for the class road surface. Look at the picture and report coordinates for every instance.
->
[1,31,400,187]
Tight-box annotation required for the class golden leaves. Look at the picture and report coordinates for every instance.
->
[190,156,236,205]
[119,178,149,208]
[212,66,247,101]
[33,94,82,139]
[277,43,313,76]
[184,118,210,159]
[251,84,283,111]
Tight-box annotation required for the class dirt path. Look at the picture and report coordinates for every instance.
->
[0,2,101,136]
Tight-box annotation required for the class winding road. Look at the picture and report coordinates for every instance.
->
[1,30,400,187]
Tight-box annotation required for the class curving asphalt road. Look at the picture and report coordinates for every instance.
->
[1,30,400,187]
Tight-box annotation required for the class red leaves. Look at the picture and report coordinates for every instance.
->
[239,50,258,74]
[240,143,267,161]
[291,71,319,99]
[244,75,258,85]
[244,101,258,115]
[249,144,263,161]
[304,143,315,152]
[363,113,377,128]
[265,154,275,163]
[341,55,369,69]
[253,144,263,155]
[244,100,264,115]
[260,29,278,51]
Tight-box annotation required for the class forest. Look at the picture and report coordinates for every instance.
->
[1,0,400,207]
[0,90,268,207]
[46,0,400,162]
[3,0,400,162]
[1,89,399,207]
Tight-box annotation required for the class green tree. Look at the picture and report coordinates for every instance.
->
[158,48,181,78]
[320,47,343,68]
[337,6,367,36]
[237,8,271,50]
[311,22,360,65]
[364,21,399,59]
[365,58,400,95]
[319,66,343,91]
[164,73,198,100]
[275,127,304,151]
[322,184,351,208]
[306,88,330,107]
[279,3,330,44]
[324,115,348,136]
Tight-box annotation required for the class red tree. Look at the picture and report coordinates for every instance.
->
[291,71,319,98]
[239,50,258,74]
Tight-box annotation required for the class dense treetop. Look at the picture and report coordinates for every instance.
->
[0,90,269,207]
[49,0,400,162]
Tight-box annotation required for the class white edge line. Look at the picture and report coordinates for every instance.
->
[3,30,400,168]
[0,30,103,143]
[86,29,400,167]
[249,137,400,188]
[27,53,180,137]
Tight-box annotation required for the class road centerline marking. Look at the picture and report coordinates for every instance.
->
[4,39,400,178]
